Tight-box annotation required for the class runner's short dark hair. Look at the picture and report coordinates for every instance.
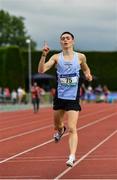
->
[60,32,74,39]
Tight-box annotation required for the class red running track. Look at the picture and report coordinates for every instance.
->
[0,103,117,179]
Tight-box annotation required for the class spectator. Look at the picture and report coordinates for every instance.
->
[86,85,93,102]
[4,87,11,103]
[17,87,24,104]
[31,82,41,113]
[80,83,86,103]
[94,85,104,102]
[103,85,110,102]
[11,89,17,104]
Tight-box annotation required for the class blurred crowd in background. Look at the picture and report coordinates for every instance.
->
[0,86,27,104]
[80,84,111,103]
[0,85,55,105]
[0,83,116,106]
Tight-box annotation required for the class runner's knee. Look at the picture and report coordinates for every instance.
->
[68,127,77,134]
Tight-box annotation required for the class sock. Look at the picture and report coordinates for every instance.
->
[69,154,75,160]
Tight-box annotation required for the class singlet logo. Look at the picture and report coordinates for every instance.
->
[64,63,72,71]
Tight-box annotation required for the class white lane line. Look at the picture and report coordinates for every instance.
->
[0,139,53,164]
[0,110,50,125]
[62,112,117,138]
[79,107,115,118]
[85,158,117,160]
[0,122,35,132]
[0,124,53,142]
[0,105,114,131]
[0,176,41,179]
[81,174,117,178]
[78,112,117,131]
[0,117,50,131]
[1,177,115,180]
[0,155,67,160]
[1,155,117,160]
[1,110,117,143]
[0,112,117,164]
[54,130,117,180]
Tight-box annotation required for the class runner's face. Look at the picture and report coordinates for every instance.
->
[60,34,74,49]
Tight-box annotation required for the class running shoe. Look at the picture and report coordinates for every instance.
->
[54,126,66,142]
[66,155,75,167]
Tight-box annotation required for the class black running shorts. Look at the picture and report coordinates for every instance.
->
[53,98,81,111]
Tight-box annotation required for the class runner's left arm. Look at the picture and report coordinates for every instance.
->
[79,53,92,81]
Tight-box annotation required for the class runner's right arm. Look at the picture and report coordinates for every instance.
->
[38,54,56,73]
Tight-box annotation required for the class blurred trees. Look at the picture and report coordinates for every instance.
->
[0,46,117,91]
[0,10,36,49]
[0,46,25,89]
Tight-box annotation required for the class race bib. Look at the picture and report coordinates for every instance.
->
[59,74,78,86]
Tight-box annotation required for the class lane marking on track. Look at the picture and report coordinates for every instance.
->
[0,177,116,180]
[54,130,117,180]
[0,108,109,139]
[0,114,49,126]
[0,118,50,131]
[0,108,111,131]
[1,157,117,163]
[0,139,53,164]
[1,110,117,143]
[77,112,117,131]
[0,124,53,142]
[0,110,51,125]
[0,104,114,128]
[0,176,42,179]
[80,174,117,178]
[0,112,117,164]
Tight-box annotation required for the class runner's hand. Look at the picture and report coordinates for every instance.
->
[42,41,50,56]
[84,72,93,81]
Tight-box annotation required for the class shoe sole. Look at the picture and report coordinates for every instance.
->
[66,162,73,167]
[66,160,75,167]
[54,126,66,143]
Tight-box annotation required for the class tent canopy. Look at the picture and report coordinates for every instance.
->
[32,73,55,80]
[31,73,55,91]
